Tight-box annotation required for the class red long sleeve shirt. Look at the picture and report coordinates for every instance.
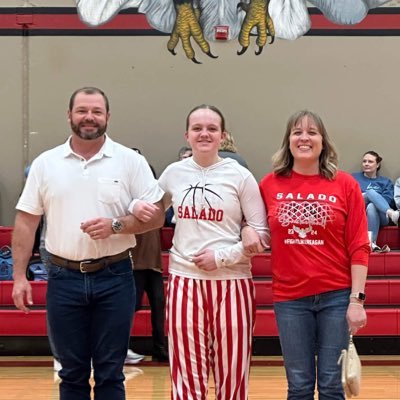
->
[259,170,370,302]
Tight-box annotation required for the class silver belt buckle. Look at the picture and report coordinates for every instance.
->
[79,260,91,273]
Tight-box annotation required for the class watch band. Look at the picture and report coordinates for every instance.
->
[349,292,366,301]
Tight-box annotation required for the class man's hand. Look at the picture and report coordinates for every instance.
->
[12,210,41,313]
[12,277,33,313]
[80,217,113,240]
[192,249,217,272]
[132,200,161,223]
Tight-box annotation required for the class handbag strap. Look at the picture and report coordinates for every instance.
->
[349,334,354,345]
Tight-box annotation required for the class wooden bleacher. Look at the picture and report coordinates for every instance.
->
[0,226,399,355]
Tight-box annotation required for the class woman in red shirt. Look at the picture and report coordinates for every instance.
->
[259,110,370,400]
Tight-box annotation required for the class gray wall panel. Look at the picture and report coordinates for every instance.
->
[1,23,400,224]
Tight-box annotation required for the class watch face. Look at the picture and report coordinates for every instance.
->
[112,219,123,232]
[350,292,366,301]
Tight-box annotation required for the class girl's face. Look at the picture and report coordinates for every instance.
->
[362,153,379,176]
[289,116,323,164]
[185,109,226,156]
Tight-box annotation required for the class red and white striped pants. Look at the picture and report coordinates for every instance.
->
[167,274,256,400]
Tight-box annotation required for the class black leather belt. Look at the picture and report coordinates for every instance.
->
[48,249,133,273]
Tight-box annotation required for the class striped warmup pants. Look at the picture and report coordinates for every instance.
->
[167,274,256,400]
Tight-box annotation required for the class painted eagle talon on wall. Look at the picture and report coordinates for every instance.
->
[168,0,217,64]
[237,0,275,56]
[75,0,392,62]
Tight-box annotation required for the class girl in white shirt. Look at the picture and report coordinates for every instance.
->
[134,105,268,400]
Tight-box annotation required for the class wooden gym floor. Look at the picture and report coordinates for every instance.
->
[0,356,399,399]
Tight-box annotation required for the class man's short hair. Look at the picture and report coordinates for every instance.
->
[69,87,110,112]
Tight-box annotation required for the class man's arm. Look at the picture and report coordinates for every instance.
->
[118,200,165,234]
[12,211,42,313]
[80,200,165,239]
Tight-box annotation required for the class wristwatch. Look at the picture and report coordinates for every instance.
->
[349,292,366,301]
[111,218,123,234]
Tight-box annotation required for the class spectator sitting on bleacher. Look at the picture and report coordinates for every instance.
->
[218,131,248,168]
[177,145,192,160]
[394,176,400,211]
[352,151,399,252]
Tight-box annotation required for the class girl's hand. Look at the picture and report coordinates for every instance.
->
[132,200,160,222]
[192,249,218,271]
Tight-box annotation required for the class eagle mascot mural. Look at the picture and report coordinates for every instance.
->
[76,0,391,63]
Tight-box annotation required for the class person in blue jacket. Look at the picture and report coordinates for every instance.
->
[352,151,399,251]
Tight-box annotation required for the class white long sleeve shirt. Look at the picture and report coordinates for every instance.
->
[159,157,269,280]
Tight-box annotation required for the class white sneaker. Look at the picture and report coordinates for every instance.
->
[388,209,400,226]
[53,358,62,372]
[54,358,93,371]
[371,242,381,252]
[125,349,145,365]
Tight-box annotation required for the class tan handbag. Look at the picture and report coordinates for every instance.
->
[338,335,362,397]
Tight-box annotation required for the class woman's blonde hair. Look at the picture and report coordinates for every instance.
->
[219,131,237,152]
[272,110,338,180]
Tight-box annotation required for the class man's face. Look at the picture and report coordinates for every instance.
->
[68,92,109,140]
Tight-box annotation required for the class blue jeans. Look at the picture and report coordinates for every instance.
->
[364,189,390,242]
[47,258,135,400]
[274,289,350,400]
[40,247,60,362]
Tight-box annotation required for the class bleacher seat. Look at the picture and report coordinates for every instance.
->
[0,281,47,306]
[377,226,400,250]
[0,226,13,248]
[368,253,385,276]
[385,252,400,275]
[1,226,400,349]
[1,278,397,309]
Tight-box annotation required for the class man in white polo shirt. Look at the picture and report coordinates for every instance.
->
[12,87,164,400]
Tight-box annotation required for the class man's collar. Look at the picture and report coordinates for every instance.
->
[62,134,114,158]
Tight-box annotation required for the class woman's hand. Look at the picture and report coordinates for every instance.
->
[346,302,367,335]
[241,225,264,255]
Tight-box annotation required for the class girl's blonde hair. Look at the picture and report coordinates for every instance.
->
[219,131,237,152]
[272,110,338,180]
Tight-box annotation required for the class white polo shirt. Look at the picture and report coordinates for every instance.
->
[17,135,164,261]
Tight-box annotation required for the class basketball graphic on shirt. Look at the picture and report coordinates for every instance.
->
[278,201,334,238]
[177,182,224,222]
